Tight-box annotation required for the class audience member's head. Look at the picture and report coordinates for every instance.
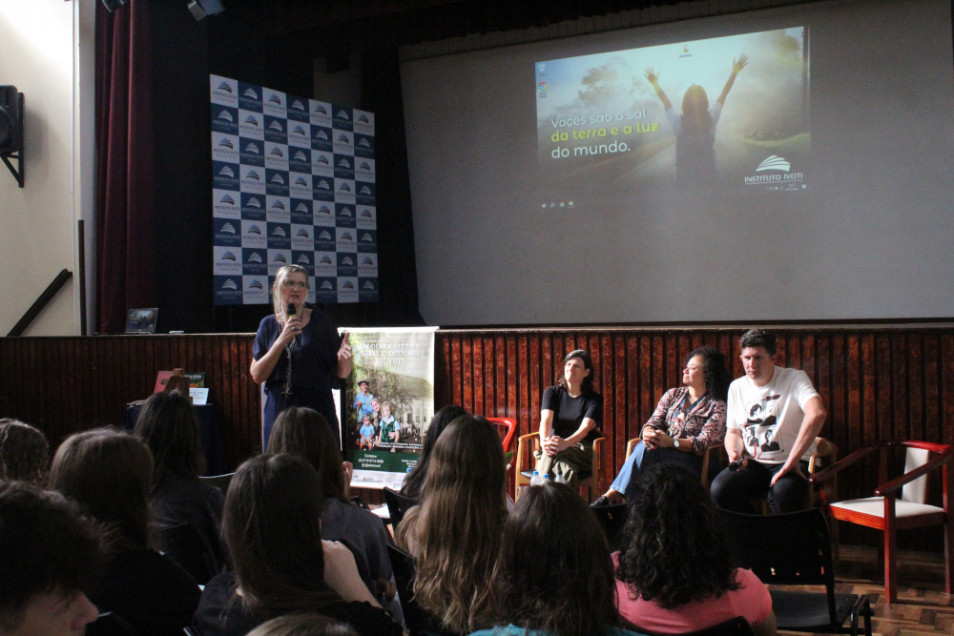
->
[0,481,104,635]
[687,346,733,402]
[0,418,49,485]
[246,613,359,636]
[49,428,153,553]
[410,414,507,633]
[266,407,347,504]
[224,453,339,614]
[400,404,468,500]
[739,328,777,356]
[489,481,620,635]
[616,463,740,609]
[133,390,204,489]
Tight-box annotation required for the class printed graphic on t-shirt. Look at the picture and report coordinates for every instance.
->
[742,393,782,460]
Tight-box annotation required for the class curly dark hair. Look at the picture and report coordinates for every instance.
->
[615,463,740,609]
[687,346,732,402]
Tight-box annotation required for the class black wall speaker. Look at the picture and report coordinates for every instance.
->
[0,86,22,155]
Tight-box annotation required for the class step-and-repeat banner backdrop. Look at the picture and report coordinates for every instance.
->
[210,75,379,305]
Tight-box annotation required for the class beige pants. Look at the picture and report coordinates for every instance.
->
[533,442,592,489]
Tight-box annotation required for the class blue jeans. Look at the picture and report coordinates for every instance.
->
[710,459,810,514]
[610,441,702,501]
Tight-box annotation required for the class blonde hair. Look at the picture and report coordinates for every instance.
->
[271,264,309,321]
[410,415,507,633]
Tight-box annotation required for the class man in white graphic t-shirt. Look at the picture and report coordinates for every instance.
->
[710,329,827,514]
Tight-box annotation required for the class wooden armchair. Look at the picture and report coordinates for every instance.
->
[515,431,605,500]
[811,440,953,603]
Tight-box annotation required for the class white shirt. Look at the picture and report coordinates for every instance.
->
[726,366,819,464]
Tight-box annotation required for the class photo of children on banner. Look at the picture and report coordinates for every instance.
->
[358,413,376,450]
[374,402,400,452]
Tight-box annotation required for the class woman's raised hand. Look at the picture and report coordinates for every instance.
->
[732,54,749,75]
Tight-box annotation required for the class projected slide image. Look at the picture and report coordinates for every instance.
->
[535,27,809,207]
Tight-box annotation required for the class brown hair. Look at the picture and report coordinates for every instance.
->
[246,613,359,636]
[134,390,204,490]
[401,405,468,500]
[491,482,620,635]
[0,419,49,485]
[0,482,105,631]
[223,454,340,613]
[49,428,153,552]
[410,414,507,633]
[266,407,347,503]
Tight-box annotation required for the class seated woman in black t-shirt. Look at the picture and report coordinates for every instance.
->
[534,349,603,489]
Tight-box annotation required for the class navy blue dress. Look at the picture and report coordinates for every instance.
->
[253,307,342,449]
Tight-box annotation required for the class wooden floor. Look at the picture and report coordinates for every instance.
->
[783,545,954,635]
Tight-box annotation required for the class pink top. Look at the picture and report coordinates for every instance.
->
[612,552,772,632]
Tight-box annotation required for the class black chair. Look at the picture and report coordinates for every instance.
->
[154,523,221,585]
[85,611,139,636]
[719,507,873,636]
[634,616,757,636]
[590,502,628,550]
[383,486,417,528]
[386,543,457,636]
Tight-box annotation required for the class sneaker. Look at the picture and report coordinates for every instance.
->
[590,495,610,508]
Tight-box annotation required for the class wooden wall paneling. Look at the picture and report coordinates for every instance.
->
[638,335,653,434]
[859,334,875,445]
[829,334,846,453]
[512,334,526,428]
[620,331,635,470]
[892,332,910,441]
[494,334,507,417]
[611,333,629,471]
[921,332,939,445]
[907,332,925,442]
[4,323,953,536]
[942,331,954,445]
[528,335,540,434]
[814,333,830,430]
[471,334,484,413]
[503,334,516,420]
[461,335,474,411]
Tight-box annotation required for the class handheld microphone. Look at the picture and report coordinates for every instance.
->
[287,303,300,346]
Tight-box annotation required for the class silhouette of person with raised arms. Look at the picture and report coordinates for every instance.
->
[645,54,748,186]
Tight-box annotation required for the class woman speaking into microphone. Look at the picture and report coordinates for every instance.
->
[250,265,353,449]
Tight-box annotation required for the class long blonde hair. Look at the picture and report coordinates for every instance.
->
[412,415,507,633]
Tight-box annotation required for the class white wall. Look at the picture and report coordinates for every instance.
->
[0,0,94,336]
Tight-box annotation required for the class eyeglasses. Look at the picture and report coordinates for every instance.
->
[282,280,308,290]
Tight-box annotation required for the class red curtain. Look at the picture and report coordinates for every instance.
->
[95,0,157,334]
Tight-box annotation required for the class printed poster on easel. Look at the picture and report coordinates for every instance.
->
[343,327,436,489]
